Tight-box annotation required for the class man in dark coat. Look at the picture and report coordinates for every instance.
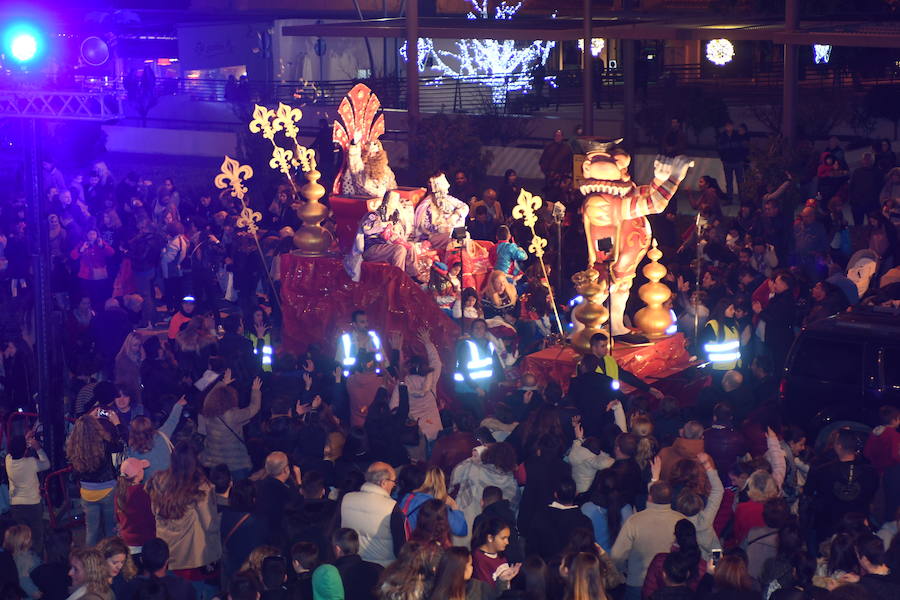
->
[527,477,594,562]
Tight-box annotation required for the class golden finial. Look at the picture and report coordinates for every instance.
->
[635,239,674,338]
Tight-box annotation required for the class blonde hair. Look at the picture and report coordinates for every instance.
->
[2,525,31,554]
[66,415,112,473]
[96,537,137,580]
[70,547,113,600]
[414,467,449,502]
[631,415,658,471]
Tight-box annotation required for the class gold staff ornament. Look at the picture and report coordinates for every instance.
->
[213,155,277,306]
[512,189,564,335]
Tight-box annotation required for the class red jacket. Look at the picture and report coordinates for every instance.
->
[731,500,765,547]
[115,484,155,547]
[70,240,115,280]
[863,426,900,474]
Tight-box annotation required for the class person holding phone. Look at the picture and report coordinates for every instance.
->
[69,228,115,311]
[65,408,127,546]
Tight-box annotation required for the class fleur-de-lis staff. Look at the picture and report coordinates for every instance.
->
[249,103,300,194]
[512,188,564,335]
[214,155,280,310]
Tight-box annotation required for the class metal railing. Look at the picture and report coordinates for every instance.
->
[14,61,898,121]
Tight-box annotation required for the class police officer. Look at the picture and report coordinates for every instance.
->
[454,318,503,420]
[588,333,664,399]
[335,309,386,377]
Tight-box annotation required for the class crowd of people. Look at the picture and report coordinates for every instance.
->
[0,125,898,600]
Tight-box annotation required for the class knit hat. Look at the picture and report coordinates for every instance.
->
[120,458,150,480]
[312,564,344,600]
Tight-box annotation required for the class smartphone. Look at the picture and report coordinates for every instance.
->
[710,548,722,566]
[97,409,110,418]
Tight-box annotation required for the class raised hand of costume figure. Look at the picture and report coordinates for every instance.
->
[653,155,694,183]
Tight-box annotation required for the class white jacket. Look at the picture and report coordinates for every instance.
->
[566,439,614,495]
[390,340,442,441]
[340,482,398,567]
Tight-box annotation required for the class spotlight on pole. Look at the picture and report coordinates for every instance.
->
[3,23,44,64]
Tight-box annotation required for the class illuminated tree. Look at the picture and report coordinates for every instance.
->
[400,0,555,103]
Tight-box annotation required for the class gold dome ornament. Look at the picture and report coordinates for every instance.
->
[634,239,674,339]
[570,269,610,354]
[293,164,334,256]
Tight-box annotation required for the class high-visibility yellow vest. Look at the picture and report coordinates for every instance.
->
[704,320,741,370]
[249,332,273,372]
[594,354,621,390]
[338,330,384,376]
[454,339,496,391]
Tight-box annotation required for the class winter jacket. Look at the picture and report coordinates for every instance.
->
[70,241,115,280]
[198,384,261,472]
[566,438,614,495]
[150,479,222,569]
[863,425,900,474]
[398,492,467,538]
[704,425,748,481]
[611,502,686,588]
[451,455,520,547]
[643,551,707,599]
[658,438,706,483]
[339,482,405,567]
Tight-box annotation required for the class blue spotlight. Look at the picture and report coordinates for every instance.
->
[3,24,44,64]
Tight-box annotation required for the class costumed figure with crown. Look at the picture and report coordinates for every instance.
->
[413,172,469,250]
[580,141,693,337]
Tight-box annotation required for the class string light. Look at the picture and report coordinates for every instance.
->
[399,0,555,104]
[705,38,734,66]
[398,37,433,72]
[577,38,605,57]
[813,44,832,64]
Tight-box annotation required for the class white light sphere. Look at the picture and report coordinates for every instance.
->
[706,38,734,66]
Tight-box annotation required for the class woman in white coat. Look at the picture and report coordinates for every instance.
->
[391,329,442,453]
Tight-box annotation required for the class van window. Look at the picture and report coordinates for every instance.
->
[790,337,863,386]
[883,346,900,391]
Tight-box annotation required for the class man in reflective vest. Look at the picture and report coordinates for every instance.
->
[589,333,664,399]
[700,302,741,373]
[454,319,502,419]
[335,309,387,377]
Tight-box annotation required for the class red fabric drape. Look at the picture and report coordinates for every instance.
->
[279,254,460,367]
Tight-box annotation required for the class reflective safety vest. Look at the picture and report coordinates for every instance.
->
[704,320,741,370]
[454,339,496,391]
[339,330,384,376]
[250,332,273,372]
[594,354,621,391]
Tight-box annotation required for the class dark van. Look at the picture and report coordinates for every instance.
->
[781,308,900,435]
